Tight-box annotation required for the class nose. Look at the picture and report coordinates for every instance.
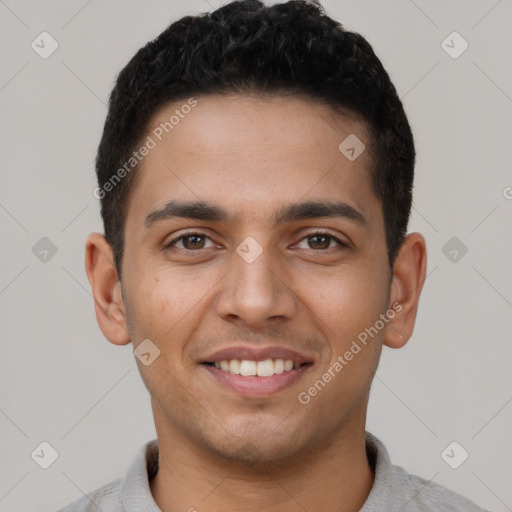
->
[215,242,297,328]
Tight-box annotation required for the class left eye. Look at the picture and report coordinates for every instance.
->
[295,232,345,250]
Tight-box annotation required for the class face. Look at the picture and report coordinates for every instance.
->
[115,94,394,465]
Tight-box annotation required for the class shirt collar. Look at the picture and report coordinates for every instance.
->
[122,438,161,511]
[361,430,404,511]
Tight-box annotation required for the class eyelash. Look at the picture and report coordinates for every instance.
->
[165,230,348,252]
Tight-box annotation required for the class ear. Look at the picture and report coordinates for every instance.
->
[383,232,427,349]
[84,233,131,346]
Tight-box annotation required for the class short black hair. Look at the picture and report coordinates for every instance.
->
[95,0,415,278]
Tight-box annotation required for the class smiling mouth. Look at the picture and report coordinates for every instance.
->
[203,359,312,377]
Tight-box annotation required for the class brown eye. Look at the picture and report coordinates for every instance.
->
[183,235,205,249]
[167,233,216,250]
[295,231,346,251]
[308,234,332,250]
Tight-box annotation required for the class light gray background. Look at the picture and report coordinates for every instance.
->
[1,0,511,510]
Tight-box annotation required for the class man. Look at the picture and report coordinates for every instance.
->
[58,1,490,510]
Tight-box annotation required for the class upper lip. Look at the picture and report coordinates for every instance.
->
[201,346,314,364]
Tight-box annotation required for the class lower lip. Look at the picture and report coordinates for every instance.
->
[201,364,312,397]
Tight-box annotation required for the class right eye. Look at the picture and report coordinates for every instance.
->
[166,232,219,250]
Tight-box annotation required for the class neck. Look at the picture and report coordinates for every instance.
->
[150,420,374,512]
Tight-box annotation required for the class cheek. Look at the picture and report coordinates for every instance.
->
[306,266,387,340]
[126,272,203,395]
[298,270,385,409]
[128,268,219,363]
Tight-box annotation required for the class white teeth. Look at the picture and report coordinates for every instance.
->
[213,358,300,377]
[257,359,275,377]
[229,359,241,375]
[240,360,257,376]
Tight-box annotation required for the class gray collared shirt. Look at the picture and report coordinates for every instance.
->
[57,431,490,511]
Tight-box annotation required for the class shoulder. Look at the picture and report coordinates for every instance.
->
[56,477,123,512]
[363,432,490,512]
[55,439,159,512]
[393,463,490,511]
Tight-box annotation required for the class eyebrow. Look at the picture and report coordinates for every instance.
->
[144,199,367,228]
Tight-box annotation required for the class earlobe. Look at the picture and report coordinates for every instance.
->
[84,233,131,346]
[383,232,427,349]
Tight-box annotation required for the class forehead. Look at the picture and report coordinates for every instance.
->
[148,94,370,154]
[125,94,380,229]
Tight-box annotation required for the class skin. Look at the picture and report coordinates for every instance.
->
[85,94,427,512]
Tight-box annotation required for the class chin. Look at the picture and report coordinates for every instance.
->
[205,430,311,472]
